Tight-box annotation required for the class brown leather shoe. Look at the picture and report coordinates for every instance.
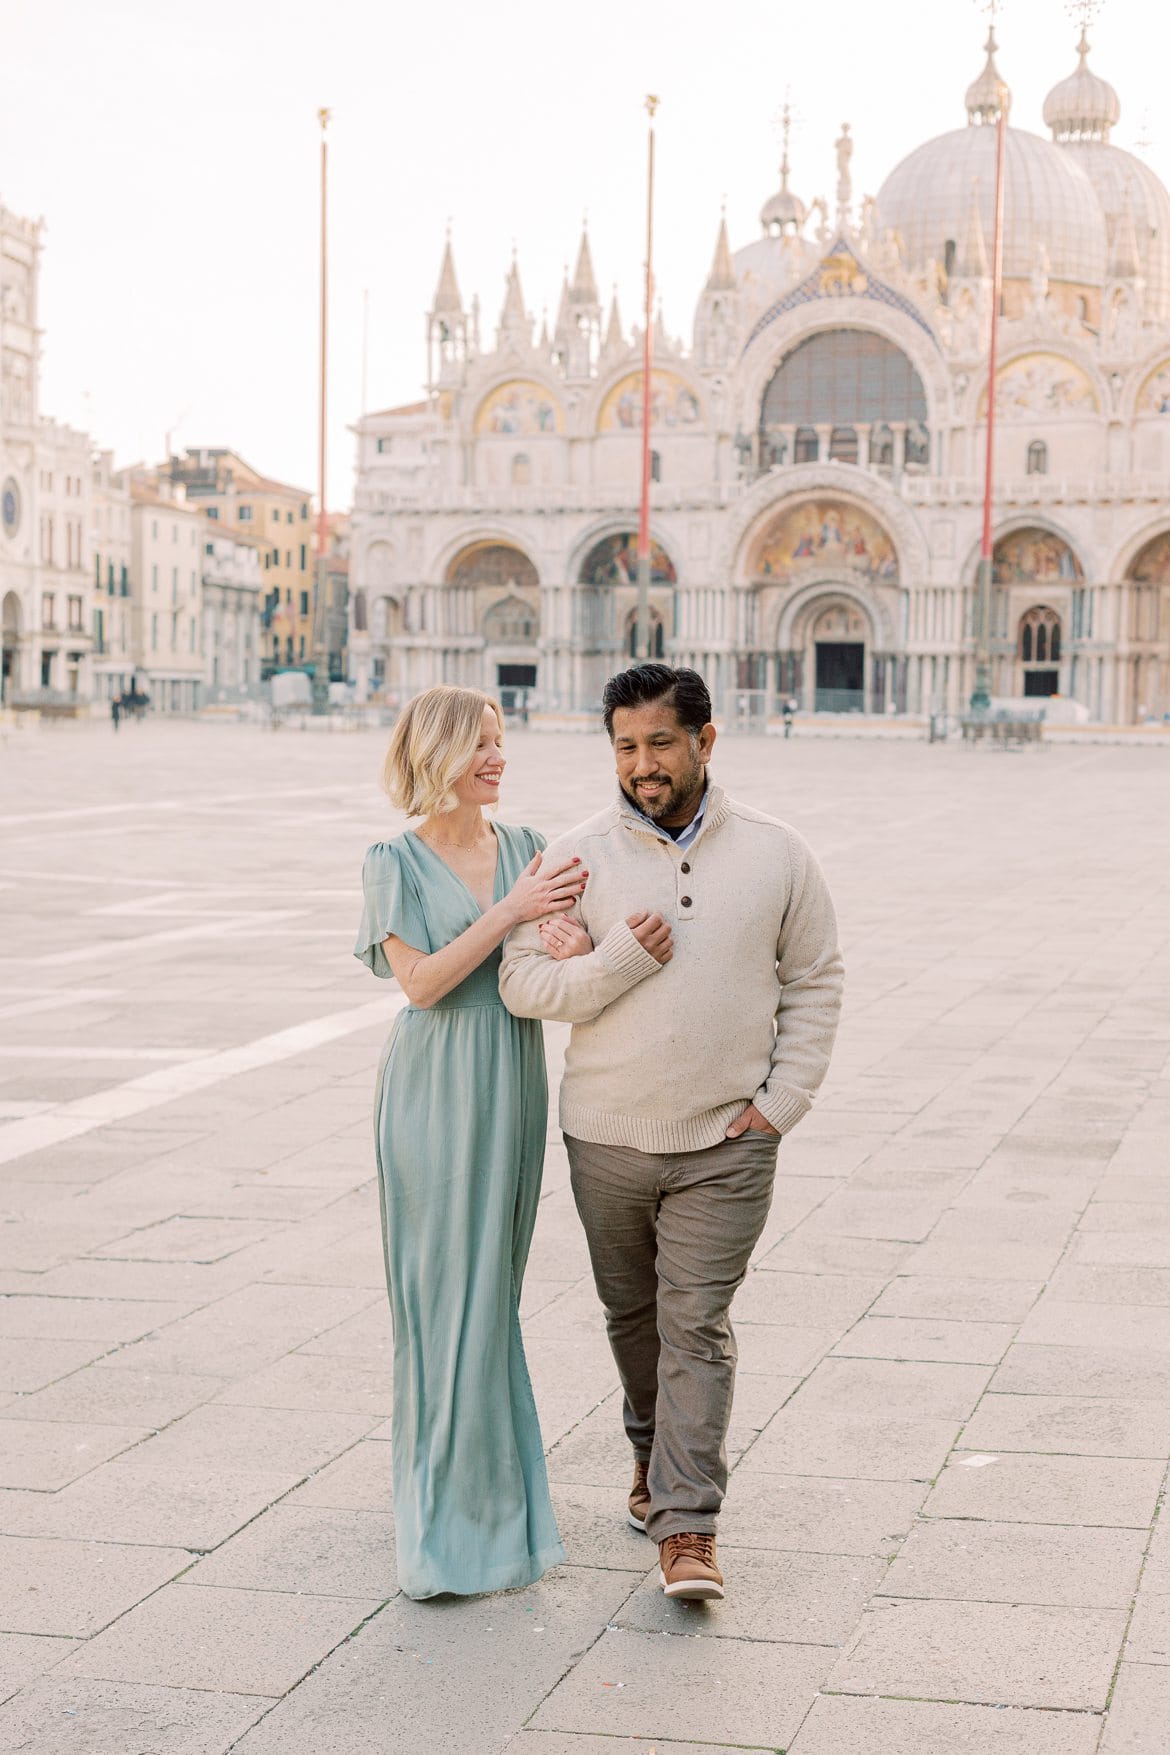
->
[627,1458,651,1532]
[658,1532,724,1600]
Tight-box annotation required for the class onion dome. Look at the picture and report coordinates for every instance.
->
[965,27,1011,126]
[1044,30,1121,143]
[876,34,1106,288]
[760,149,806,238]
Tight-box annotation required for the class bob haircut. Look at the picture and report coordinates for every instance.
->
[382,686,504,817]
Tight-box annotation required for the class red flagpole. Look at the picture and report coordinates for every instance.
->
[635,95,659,662]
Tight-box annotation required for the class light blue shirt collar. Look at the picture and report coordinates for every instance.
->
[626,782,709,852]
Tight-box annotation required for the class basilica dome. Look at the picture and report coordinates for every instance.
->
[875,35,1107,289]
[1043,32,1170,318]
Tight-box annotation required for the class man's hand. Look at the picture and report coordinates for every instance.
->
[626,910,673,966]
[725,1102,780,1140]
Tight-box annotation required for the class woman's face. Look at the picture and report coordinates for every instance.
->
[453,705,506,808]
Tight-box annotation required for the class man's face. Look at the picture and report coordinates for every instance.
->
[611,699,716,827]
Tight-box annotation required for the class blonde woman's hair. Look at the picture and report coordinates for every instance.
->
[382,686,504,817]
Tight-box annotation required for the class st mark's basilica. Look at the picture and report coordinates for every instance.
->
[349,28,1170,725]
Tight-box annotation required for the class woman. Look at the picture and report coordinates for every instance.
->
[355,685,589,1599]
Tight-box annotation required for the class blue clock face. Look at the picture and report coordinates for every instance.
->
[1,480,18,538]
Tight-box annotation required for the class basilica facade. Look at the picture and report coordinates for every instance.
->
[349,29,1170,726]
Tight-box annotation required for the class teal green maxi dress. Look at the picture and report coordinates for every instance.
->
[354,821,566,1599]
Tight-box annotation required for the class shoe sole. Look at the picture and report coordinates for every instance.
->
[627,1510,648,1532]
[659,1568,724,1601]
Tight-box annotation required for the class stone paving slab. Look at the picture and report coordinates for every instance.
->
[0,726,1168,1751]
[788,1695,1102,1755]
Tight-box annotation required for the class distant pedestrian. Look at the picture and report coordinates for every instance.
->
[110,695,121,732]
[782,695,798,738]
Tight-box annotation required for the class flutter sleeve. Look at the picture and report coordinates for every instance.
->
[354,841,428,978]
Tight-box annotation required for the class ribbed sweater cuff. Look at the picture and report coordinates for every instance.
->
[595,920,663,987]
[754,1086,811,1137]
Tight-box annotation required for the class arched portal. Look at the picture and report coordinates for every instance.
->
[743,497,899,714]
[1,590,21,706]
[1124,530,1170,720]
[571,531,678,710]
[446,543,541,706]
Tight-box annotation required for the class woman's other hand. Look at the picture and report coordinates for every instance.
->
[506,853,588,927]
[539,916,594,961]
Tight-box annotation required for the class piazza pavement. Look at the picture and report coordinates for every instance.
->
[0,714,1168,1755]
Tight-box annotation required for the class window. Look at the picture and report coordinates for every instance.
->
[300,544,307,570]
[151,612,158,650]
[794,427,819,463]
[172,566,179,602]
[650,450,662,483]
[172,524,178,544]
[300,503,309,519]
[272,508,281,524]
[1019,605,1062,667]
[151,519,158,539]
[239,505,253,521]
[1027,440,1048,476]
[759,329,930,469]
[298,635,305,659]
[376,438,391,454]
[286,510,294,525]
[207,505,219,520]
[42,592,56,629]
[829,426,858,464]
[68,596,82,630]
[511,453,531,487]
[120,565,129,596]
[299,591,309,616]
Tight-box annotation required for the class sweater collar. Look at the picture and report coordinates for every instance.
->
[617,781,728,848]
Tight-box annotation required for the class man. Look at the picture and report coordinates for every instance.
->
[499,663,843,1603]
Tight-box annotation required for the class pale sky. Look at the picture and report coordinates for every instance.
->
[4,0,1168,504]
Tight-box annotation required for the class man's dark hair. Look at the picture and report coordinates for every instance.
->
[602,664,712,739]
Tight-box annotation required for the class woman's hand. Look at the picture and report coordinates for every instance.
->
[505,853,588,927]
[539,915,594,961]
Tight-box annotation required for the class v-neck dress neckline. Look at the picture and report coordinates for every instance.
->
[407,821,501,918]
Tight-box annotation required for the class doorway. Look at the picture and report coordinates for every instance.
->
[815,641,865,712]
[1023,670,1059,697]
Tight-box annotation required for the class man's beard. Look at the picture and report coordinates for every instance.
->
[622,763,705,825]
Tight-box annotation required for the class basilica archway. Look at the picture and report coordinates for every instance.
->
[445,542,541,703]
[741,497,900,713]
[1123,530,1170,719]
[1,590,21,706]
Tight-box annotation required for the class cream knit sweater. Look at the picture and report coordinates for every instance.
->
[499,784,844,1153]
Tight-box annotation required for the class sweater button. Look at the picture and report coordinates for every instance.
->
[680,862,691,874]
[680,895,692,907]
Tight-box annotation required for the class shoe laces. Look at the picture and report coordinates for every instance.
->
[666,1532,715,1564]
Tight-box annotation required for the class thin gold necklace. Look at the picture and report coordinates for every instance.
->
[421,821,489,854]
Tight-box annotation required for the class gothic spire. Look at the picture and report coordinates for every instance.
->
[431,229,463,314]
[706,212,737,292]
[497,250,531,349]
[570,224,600,306]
